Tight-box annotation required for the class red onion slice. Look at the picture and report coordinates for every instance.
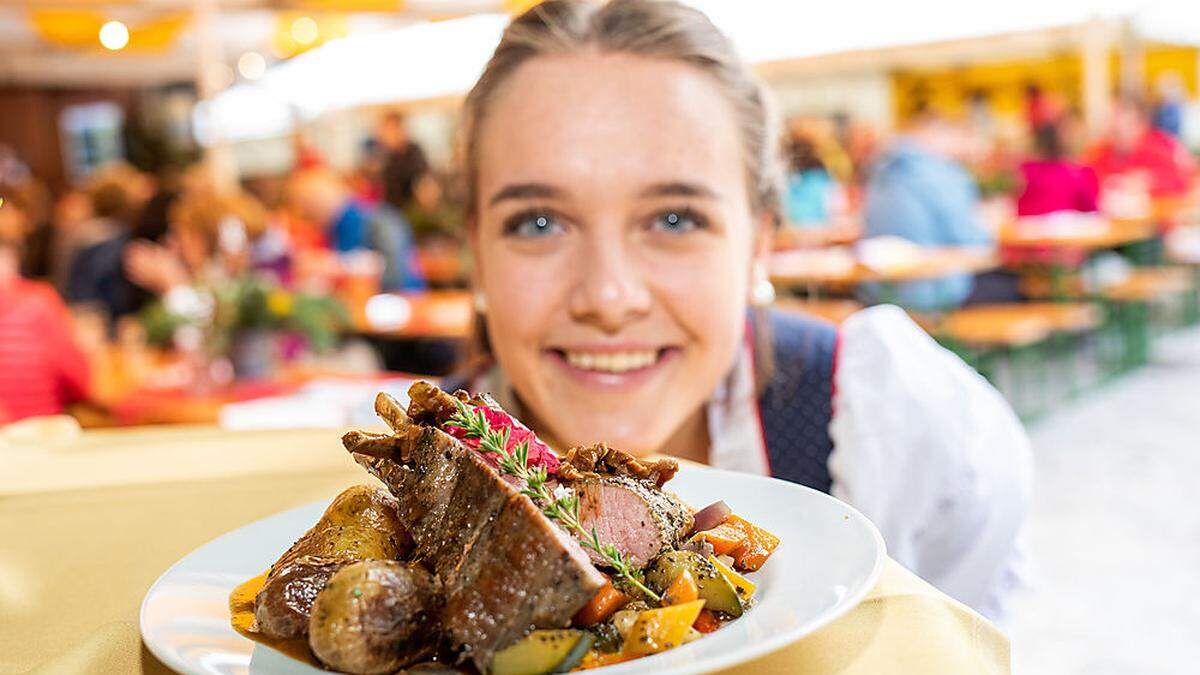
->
[690,500,732,535]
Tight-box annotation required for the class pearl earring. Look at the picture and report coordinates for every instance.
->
[473,291,488,314]
[750,268,775,307]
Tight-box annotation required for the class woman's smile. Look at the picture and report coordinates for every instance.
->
[545,344,682,389]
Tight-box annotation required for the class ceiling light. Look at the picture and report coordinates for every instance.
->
[237,51,267,80]
[99,20,130,51]
[290,17,319,46]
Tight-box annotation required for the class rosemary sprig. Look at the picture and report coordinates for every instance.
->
[447,399,661,603]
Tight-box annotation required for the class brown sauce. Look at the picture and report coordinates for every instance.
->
[229,572,323,668]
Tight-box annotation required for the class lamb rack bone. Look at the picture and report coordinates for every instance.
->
[558,443,680,489]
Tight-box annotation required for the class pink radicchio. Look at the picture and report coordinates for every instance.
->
[445,405,560,475]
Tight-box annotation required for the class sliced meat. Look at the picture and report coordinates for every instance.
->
[574,476,694,569]
[347,420,605,672]
[559,443,679,488]
[254,486,411,639]
[439,490,601,666]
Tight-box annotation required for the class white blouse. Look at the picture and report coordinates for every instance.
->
[478,305,1032,622]
[707,305,1032,622]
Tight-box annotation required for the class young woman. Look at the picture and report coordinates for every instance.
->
[453,0,1030,621]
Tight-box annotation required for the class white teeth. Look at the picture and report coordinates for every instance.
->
[564,350,659,373]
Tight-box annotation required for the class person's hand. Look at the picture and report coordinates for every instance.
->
[123,240,189,295]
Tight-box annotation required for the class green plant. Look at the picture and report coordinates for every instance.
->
[139,277,348,356]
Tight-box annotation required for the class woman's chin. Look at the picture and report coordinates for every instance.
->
[545,402,671,455]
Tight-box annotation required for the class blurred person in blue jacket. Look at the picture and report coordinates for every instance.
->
[782,129,841,226]
[861,108,993,310]
[286,168,425,292]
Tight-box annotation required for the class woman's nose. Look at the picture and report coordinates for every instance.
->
[568,235,652,332]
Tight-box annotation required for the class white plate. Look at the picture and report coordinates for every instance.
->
[141,467,885,675]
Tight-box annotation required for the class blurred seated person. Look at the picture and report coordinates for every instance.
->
[48,189,93,290]
[782,128,843,226]
[1017,122,1099,216]
[123,186,279,296]
[285,168,425,291]
[861,109,994,310]
[0,188,90,423]
[1152,73,1186,139]
[64,163,154,321]
[0,160,55,282]
[1085,95,1196,198]
[377,112,430,215]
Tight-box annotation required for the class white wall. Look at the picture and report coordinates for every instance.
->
[765,70,894,130]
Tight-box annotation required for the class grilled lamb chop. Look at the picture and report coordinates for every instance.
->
[558,444,692,568]
[343,392,606,672]
[573,475,693,568]
[558,443,680,488]
[404,381,495,426]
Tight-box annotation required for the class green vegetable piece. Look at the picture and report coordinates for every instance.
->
[490,629,594,675]
[646,550,743,617]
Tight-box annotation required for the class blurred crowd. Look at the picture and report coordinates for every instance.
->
[0,85,1196,424]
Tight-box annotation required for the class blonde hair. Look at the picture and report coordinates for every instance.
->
[170,187,268,251]
[459,0,782,220]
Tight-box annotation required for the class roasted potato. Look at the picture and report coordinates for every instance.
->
[254,486,413,638]
[309,560,441,674]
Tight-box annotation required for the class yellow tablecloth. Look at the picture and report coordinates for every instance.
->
[0,425,1009,674]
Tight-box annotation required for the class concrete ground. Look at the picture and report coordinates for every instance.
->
[1009,325,1200,674]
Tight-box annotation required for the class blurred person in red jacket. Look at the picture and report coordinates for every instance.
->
[1017,121,1099,216]
[0,186,90,423]
[1085,96,1196,198]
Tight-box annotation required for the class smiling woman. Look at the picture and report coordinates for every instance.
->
[452,0,1032,623]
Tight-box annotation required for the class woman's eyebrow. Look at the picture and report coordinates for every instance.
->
[488,183,564,206]
[639,182,719,199]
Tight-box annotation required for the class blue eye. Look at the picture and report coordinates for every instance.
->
[504,212,565,238]
[650,210,704,233]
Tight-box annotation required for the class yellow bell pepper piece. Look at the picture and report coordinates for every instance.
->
[709,554,757,604]
[622,599,706,657]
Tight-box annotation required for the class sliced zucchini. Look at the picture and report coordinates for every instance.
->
[708,554,757,605]
[646,550,743,617]
[490,629,594,675]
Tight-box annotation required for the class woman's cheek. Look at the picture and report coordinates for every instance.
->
[653,246,749,337]
[482,245,569,351]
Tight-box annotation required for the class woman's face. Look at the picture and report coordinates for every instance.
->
[472,52,764,455]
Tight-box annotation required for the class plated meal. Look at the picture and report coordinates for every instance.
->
[233,381,783,675]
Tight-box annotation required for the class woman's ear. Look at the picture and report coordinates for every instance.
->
[752,211,775,267]
[748,211,776,307]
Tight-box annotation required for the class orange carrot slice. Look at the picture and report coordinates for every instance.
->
[725,514,781,571]
[663,569,700,606]
[690,523,749,556]
[573,579,629,626]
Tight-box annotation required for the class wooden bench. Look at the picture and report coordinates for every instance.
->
[1101,267,1194,302]
[930,302,1100,348]
[924,302,1104,419]
[1098,267,1196,371]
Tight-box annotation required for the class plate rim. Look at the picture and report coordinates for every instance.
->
[140,467,886,675]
